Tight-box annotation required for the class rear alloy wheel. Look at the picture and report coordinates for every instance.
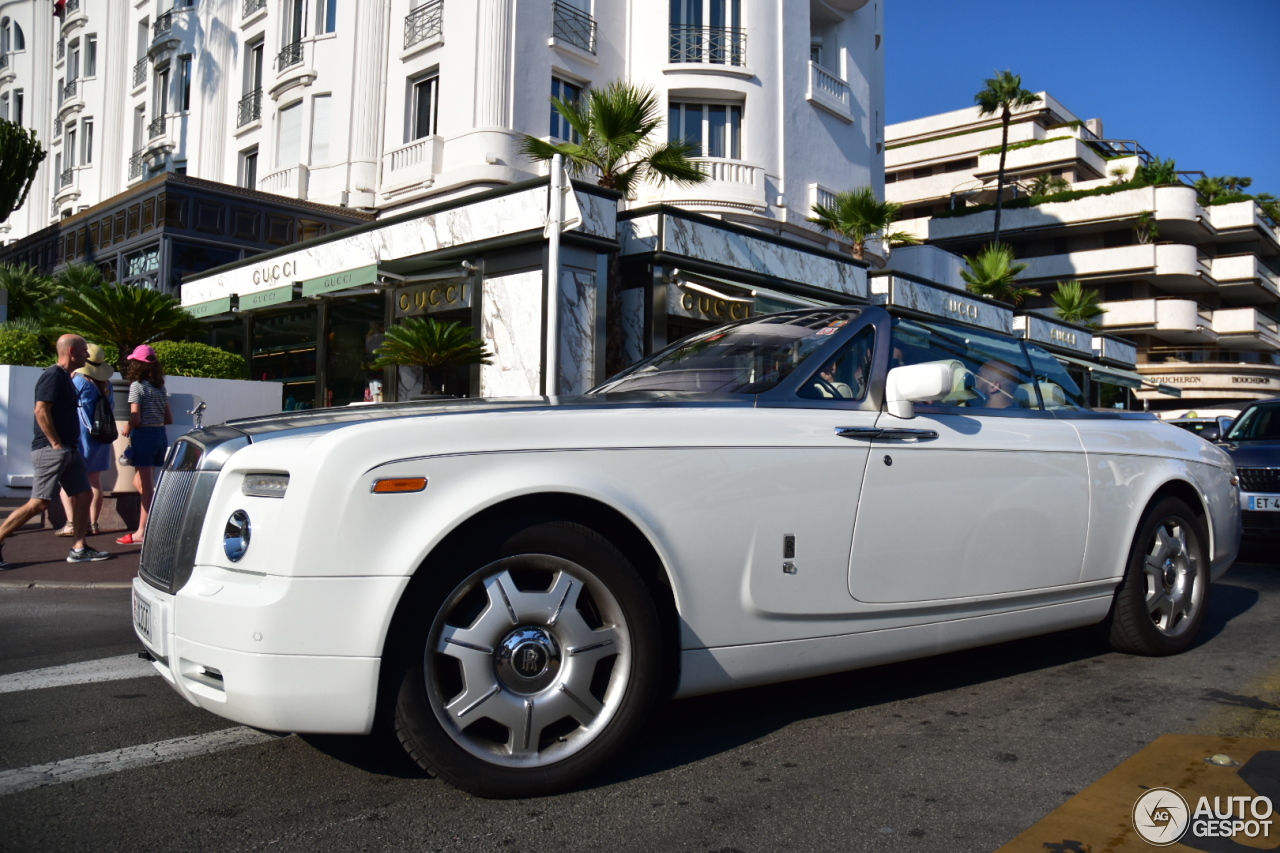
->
[393,521,661,797]
[1108,496,1210,656]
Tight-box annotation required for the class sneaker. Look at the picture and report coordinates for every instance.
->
[0,547,13,571]
[67,547,112,563]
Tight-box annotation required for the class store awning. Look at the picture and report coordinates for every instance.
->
[1054,355,1182,397]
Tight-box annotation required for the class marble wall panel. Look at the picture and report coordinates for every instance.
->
[570,190,617,240]
[618,215,660,256]
[184,187,547,305]
[557,271,596,395]
[619,287,646,367]
[662,216,868,300]
[480,270,544,397]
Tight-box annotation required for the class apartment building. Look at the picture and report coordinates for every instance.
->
[884,94,1280,410]
[1,0,885,407]
[2,0,884,248]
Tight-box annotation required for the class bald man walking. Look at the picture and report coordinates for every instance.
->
[0,334,113,568]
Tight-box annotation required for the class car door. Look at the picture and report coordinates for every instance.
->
[847,317,1091,603]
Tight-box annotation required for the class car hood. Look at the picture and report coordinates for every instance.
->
[1220,439,1280,468]
[187,392,754,444]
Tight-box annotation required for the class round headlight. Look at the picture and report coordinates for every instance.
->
[224,510,251,562]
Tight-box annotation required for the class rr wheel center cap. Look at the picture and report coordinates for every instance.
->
[495,627,562,694]
[1163,558,1177,588]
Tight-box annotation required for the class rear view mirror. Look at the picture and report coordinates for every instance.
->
[885,363,952,419]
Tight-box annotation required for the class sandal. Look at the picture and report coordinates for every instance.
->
[54,524,76,537]
[91,523,100,535]
[116,533,143,545]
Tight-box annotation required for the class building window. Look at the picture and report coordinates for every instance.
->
[1,17,24,53]
[284,0,305,44]
[310,93,331,164]
[410,74,438,141]
[13,89,20,125]
[56,78,64,108]
[178,55,192,111]
[154,65,170,116]
[317,0,337,34]
[668,102,741,159]
[0,94,7,122]
[670,0,744,65]
[84,34,97,76]
[245,37,264,93]
[66,123,77,167]
[277,101,302,167]
[137,19,150,61]
[68,40,81,81]
[550,76,582,142]
[241,146,259,189]
[82,117,93,164]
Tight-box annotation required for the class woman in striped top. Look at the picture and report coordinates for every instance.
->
[117,345,173,546]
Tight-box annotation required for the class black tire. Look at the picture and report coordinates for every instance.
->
[1108,496,1210,656]
[391,520,661,798]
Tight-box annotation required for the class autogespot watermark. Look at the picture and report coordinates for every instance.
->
[1133,787,1274,845]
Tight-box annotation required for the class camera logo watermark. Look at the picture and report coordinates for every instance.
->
[1133,788,1190,845]
[1133,788,1274,845]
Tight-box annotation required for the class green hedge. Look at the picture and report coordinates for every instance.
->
[151,340,248,380]
[0,330,51,367]
[977,135,1071,157]
[932,181,1182,219]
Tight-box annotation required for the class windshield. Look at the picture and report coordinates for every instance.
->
[1225,403,1280,441]
[593,309,861,395]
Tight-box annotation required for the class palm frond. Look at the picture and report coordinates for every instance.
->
[961,243,1036,305]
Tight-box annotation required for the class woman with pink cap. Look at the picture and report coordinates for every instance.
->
[117,344,172,545]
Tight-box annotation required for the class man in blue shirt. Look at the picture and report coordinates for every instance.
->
[0,334,113,568]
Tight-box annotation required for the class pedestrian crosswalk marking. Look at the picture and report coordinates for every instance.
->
[0,728,283,796]
[0,654,156,694]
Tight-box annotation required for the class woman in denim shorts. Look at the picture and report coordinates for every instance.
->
[118,345,173,545]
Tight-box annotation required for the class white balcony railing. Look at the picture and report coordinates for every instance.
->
[381,135,441,195]
[638,157,766,210]
[807,61,850,118]
[258,164,309,199]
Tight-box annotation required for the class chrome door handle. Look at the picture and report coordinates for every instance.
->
[835,427,939,441]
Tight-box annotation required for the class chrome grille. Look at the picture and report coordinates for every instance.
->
[139,469,218,593]
[1238,468,1280,493]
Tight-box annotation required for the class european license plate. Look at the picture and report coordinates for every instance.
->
[133,590,153,644]
[1249,495,1280,511]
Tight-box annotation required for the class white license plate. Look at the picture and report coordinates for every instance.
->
[133,590,153,644]
[1249,495,1280,511]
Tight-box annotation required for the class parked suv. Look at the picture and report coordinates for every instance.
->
[1221,397,1280,540]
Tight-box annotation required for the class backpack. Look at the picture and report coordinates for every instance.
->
[88,392,118,444]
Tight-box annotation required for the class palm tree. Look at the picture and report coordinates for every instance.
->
[0,118,46,224]
[1223,176,1253,194]
[49,283,205,367]
[807,186,921,261]
[1050,281,1106,329]
[1109,165,1132,186]
[1253,193,1280,228]
[520,80,707,198]
[372,317,494,396]
[0,263,63,322]
[1135,211,1160,244]
[974,71,1041,244]
[1194,176,1227,204]
[54,262,108,293]
[1028,173,1070,196]
[960,243,1038,306]
[1133,156,1178,187]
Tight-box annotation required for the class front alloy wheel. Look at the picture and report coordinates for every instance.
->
[393,521,661,797]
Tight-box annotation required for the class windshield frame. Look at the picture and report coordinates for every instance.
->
[590,307,868,399]
[1225,401,1280,442]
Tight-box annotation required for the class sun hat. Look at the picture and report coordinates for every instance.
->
[127,344,158,363]
[75,343,115,381]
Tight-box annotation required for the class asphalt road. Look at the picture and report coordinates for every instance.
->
[1,552,1278,853]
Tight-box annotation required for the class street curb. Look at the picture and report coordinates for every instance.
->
[0,580,133,589]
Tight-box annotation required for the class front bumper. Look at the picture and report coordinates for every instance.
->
[1240,492,1280,540]
[132,568,409,734]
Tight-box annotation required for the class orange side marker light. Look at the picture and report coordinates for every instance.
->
[371,477,428,494]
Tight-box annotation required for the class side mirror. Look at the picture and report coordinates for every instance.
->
[1200,427,1221,442]
[885,363,952,419]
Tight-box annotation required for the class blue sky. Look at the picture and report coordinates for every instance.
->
[885,0,1280,194]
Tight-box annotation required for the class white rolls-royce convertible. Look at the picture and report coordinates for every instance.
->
[132,301,1240,798]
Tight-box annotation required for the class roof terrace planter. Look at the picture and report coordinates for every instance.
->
[669,25,746,68]
[277,40,304,72]
[404,0,443,50]
[552,0,596,54]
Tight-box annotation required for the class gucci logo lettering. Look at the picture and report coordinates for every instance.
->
[947,298,979,319]
[681,293,751,321]
[251,260,296,286]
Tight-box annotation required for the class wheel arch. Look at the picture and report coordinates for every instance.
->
[374,492,683,729]
[1144,476,1212,557]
